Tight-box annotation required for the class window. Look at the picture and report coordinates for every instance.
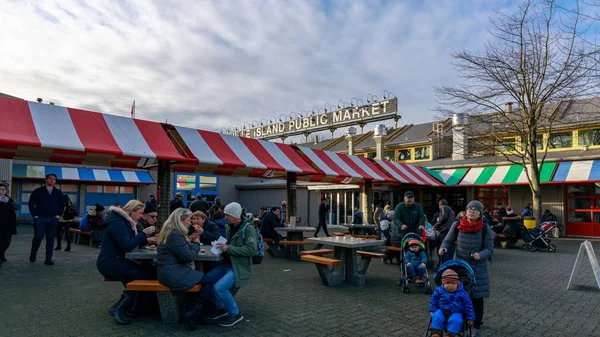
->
[176,174,196,190]
[22,183,42,191]
[61,184,79,192]
[87,185,103,193]
[199,176,217,184]
[383,150,396,161]
[565,183,600,236]
[397,149,411,161]
[415,146,430,160]
[120,186,134,194]
[578,129,600,147]
[548,131,573,149]
[476,187,508,212]
[521,134,544,151]
[104,186,119,193]
[497,138,517,152]
[366,152,376,159]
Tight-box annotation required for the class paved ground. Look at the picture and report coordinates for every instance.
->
[1,226,599,337]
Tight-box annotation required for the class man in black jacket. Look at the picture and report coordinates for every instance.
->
[315,198,330,237]
[170,192,185,213]
[28,174,64,265]
[189,194,209,213]
[434,199,455,264]
[260,207,284,244]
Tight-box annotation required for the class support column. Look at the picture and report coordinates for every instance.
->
[362,180,373,224]
[286,172,297,225]
[157,160,171,229]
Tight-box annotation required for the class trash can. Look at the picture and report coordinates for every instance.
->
[523,216,536,229]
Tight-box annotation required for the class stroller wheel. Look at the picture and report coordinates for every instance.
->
[402,285,410,293]
[529,246,536,252]
[523,245,529,251]
[424,286,433,294]
[548,244,556,253]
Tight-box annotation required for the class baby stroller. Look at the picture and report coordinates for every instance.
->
[397,232,433,294]
[522,221,557,252]
[425,259,475,337]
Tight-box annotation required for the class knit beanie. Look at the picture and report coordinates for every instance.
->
[442,269,460,284]
[466,200,484,214]
[408,239,420,247]
[224,202,242,218]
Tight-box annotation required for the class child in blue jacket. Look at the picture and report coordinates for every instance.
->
[404,239,428,283]
[429,269,475,337]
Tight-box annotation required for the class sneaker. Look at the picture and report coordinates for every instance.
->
[207,308,228,321]
[44,259,55,266]
[218,312,243,327]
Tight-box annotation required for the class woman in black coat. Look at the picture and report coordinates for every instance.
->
[0,183,19,269]
[96,200,157,325]
[188,211,220,245]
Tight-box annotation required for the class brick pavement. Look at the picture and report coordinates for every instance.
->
[1,226,599,337]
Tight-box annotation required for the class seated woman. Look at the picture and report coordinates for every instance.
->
[96,200,157,325]
[188,211,221,245]
[158,208,210,329]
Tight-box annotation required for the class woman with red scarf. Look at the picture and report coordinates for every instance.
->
[439,200,494,337]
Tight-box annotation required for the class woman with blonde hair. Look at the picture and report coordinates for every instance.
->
[96,200,157,325]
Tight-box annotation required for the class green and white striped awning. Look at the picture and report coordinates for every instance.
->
[424,168,469,186]
[459,163,557,186]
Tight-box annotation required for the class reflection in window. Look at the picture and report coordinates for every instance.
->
[176,174,196,190]
[199,183,217,191]
[383,150,396,161]
[497,138,517,152]
[548,131,573,149]
[578,129,600,147]
[568,198,591,210]
[398,149,411,161]
[569,211,592,222]
[199,176,217,184]
[22,183,42,191]
[521,134,544,151]
[567,184,592,196]
[415,146,430,160]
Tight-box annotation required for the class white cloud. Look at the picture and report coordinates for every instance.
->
[0,0,513,136]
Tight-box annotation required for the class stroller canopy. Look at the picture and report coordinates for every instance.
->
[401,232,425,250]
[434,259,476,291]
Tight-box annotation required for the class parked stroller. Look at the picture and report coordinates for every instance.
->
[397,232,433,294]
[521,221,557,252]
[424,259,475,337]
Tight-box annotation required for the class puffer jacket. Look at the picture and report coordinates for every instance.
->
[157,231,203,291]
[429,283,475,321]
[441,221,494,298]
[404,249,427,265]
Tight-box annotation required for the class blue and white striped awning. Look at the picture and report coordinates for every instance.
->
[552,160,600,182]
[12,164,154,184]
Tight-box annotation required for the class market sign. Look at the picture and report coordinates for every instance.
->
[232,97,398,140]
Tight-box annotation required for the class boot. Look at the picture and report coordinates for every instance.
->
[54,238,62,251]
[108,294,127,316]
[113,294,133,325]
[431,330,442,337]
[64,243,71,252]
[184,302,204,330]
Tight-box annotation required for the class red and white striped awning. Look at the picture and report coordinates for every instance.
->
[296,147,396,183]
[172,126,320,177]
[373,159,442,186]
[0,97,189,168]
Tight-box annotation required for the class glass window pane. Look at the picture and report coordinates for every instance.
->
[199,183,216,191]
[21,205,29,214]
[383,150,396,161]
[578,129,600,147]
[494,188,507,197]
[199,176,217,184]
[594,212,600,223]
[415,146,430,160]
[366,152,376,158]
[64,193,78,203]
[568,198,591,210]
[548,131,573,149]
[567,184,592,196]
[120,186,134,194]
[61,184,78,192]
[397,149,411,161]
[497,138,517,152]
[104,186,118,193]
[86,185,103,193]
[21,193,31,202]
[22,183,42,191]
[521,135,544,150]
[568,211,592,222]
[176,174,196,190]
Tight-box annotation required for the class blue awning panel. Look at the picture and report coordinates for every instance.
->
[12,164,154,184]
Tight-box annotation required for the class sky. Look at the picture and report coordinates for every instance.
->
[0,0,517,141]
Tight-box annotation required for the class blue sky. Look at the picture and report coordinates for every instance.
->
[0,0,519,139]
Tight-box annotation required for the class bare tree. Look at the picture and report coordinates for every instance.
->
[436,0,600,220]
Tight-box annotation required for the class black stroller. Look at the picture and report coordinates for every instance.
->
[397,232,433,294]
[522,221,557,252]
[424,259,475,337]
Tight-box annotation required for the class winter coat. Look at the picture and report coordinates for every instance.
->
[434,205,455,233]
[189,199,209,213]
[28,186,64,217]
[169,198,184,213]
[318,203,328,221]
[260,211,283,240]
[157,231,203,291]
[441,221,494,299]
[502,216,521,238]
[0,198,19,236]
[404,249,427,265]
[429,283,475,321]
[187,221,221,245]
[215,218,227,237]
[62,205,77,221]
[225,219,257,288]
[393,202,425,241]
[96,207,148,278]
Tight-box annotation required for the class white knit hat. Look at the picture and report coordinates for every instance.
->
[224,202,242,218]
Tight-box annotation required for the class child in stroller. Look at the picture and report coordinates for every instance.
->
[521,221,557,252]
[427,260,476,337]
[398,233,433,294]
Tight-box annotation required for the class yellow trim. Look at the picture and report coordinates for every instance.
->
[545,130,575,152]
[575,128,600,148]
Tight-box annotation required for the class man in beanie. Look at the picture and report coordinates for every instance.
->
[429,269,475,337]
[393,191,426,245]
[198,202,256,327]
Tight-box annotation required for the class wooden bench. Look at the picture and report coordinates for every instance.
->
[299,249,334,256]
[301,255,343,286]
[278,240,312,245]
[387,246,402,252]
[356,251,386,259]
[332,232,346,236]
[125,280,201,323]
[352,235,378,239]
[263,238,274,244]
[69,228,93,247]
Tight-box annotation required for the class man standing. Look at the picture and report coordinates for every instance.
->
[201,202,256,327]
[28,173,64,265]
[393,191,425,245]
[315,198,330,237]
[169,192,185,213]
[434,199,456,264]
[189,194,209,213]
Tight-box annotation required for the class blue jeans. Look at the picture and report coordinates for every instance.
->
[31,216,59,260]
[406,263,426,278]
[200,264,239,317]
[432,310,463,334]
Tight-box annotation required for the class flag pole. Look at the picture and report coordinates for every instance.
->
[131,100,136,119]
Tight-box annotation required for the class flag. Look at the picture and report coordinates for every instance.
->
[131,100,136,118]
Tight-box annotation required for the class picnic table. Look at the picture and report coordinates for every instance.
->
[304,236,384,286]
[275,226,316,260]
[342,223,378,236]
[126,246,221,271]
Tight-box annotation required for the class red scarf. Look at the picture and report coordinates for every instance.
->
[457,217,483,233]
